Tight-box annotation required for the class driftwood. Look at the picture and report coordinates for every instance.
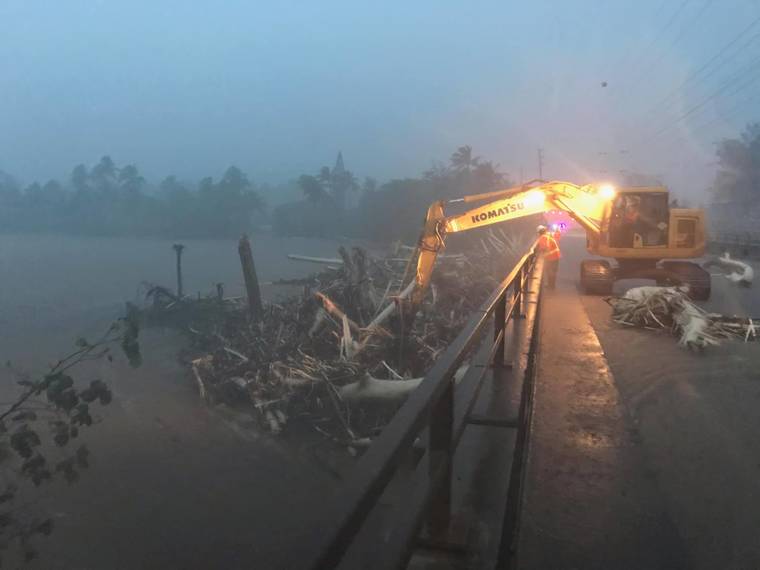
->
[287,254,344,265]
[607,285,757,349]
[338,374,423,402]
[704,252,754,286]
[314,292,362,334]
[145,239,514,446]
[367,280,416,330]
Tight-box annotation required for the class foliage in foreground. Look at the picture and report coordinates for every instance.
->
[0,308,140,564]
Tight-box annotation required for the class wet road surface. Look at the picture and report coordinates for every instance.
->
[519,234,760,570]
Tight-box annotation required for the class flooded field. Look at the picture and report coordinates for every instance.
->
[0,232,364,569]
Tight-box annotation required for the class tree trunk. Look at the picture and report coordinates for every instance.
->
[238,234,263,321]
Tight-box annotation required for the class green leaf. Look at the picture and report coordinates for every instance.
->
[36,519,53,536]
[10,426,41,458]
[75,445,89,469]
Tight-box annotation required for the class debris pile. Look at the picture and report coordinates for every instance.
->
[144,232,522,445]
[607,285,757,349]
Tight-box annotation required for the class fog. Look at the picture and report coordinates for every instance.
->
[2,0,759,202]
[3,1,760,567]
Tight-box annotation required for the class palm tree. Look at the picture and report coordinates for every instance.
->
[362,177,378,194]
[70,164,89,193]
[118,164,145,195]
[298,175,327,203]
[450,145,480,173]
[424,161,451,181]
[317,166,332,189]
[91,156,118,193]
[472,161,508,189]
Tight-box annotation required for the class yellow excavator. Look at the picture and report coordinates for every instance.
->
[410,179,710,303]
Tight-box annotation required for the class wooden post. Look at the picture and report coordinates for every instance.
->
[494,290,506,367]
[172,244,185,298]
[238,234,263,321]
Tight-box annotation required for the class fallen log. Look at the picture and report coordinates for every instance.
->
[287,254,344,265]
[314,292,362,334]
[704,252,754,286]
[338,374,423,402]
[191,357,211,402]
[366,280,416,330]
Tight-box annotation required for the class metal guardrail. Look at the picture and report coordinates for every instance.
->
[296,245,545,570]
[713,231,760,246]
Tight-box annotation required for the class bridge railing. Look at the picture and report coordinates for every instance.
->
[296,243,544,570]
[713,231,760,245]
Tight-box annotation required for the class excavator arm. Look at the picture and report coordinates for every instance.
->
[410,180,614,306]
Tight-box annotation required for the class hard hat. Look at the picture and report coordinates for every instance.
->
[536,225,547,234]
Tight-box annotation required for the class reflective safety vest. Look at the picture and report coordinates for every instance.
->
[537,234,561,261]
[553,230,562,242]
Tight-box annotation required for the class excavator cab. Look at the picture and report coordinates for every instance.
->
[584,186,709,299]
[595,186,705,258]
[608,191,669,248]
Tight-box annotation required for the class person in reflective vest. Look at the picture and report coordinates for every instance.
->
[535,225,561,290]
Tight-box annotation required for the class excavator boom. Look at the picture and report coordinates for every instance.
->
[410,180,614,305]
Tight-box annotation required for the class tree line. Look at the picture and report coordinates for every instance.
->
[0,146,513,242]
[0,157,264,238]
[273,145,512,242]
[10,128,747,242]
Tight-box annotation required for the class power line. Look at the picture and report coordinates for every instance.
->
[610,0,669,74]
[668,0,714,49]
[625,0,692,86]
[658,89,760,147]
[643,12,760,117]
[639,53,760,145]
[637,0,714,83]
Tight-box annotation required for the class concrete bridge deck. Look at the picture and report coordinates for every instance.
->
[517,234,760,570]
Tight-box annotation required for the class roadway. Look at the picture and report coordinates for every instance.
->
[518,234,760,570]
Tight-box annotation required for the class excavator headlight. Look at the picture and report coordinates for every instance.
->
[524,190,545,208]
[599,184,616,200]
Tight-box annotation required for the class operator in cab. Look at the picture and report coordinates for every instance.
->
[535,225,561,290]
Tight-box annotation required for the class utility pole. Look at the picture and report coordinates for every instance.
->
[537,148,544,179]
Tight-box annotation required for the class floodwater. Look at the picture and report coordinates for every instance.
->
[0,232,362,569]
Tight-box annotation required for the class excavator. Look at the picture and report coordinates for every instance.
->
[410,179,710,304]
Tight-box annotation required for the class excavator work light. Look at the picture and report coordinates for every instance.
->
[599,184,616,200]
[524,190,545,208]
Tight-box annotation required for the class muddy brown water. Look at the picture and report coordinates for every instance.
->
[0,232,370,569]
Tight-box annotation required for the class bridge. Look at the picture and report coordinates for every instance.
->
[293,233,760,570]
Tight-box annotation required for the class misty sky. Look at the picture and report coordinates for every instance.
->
[2,0,760,202]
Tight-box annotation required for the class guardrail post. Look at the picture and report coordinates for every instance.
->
[429,380,454,538]
[494,290,506,367]
[514,265,524,318]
